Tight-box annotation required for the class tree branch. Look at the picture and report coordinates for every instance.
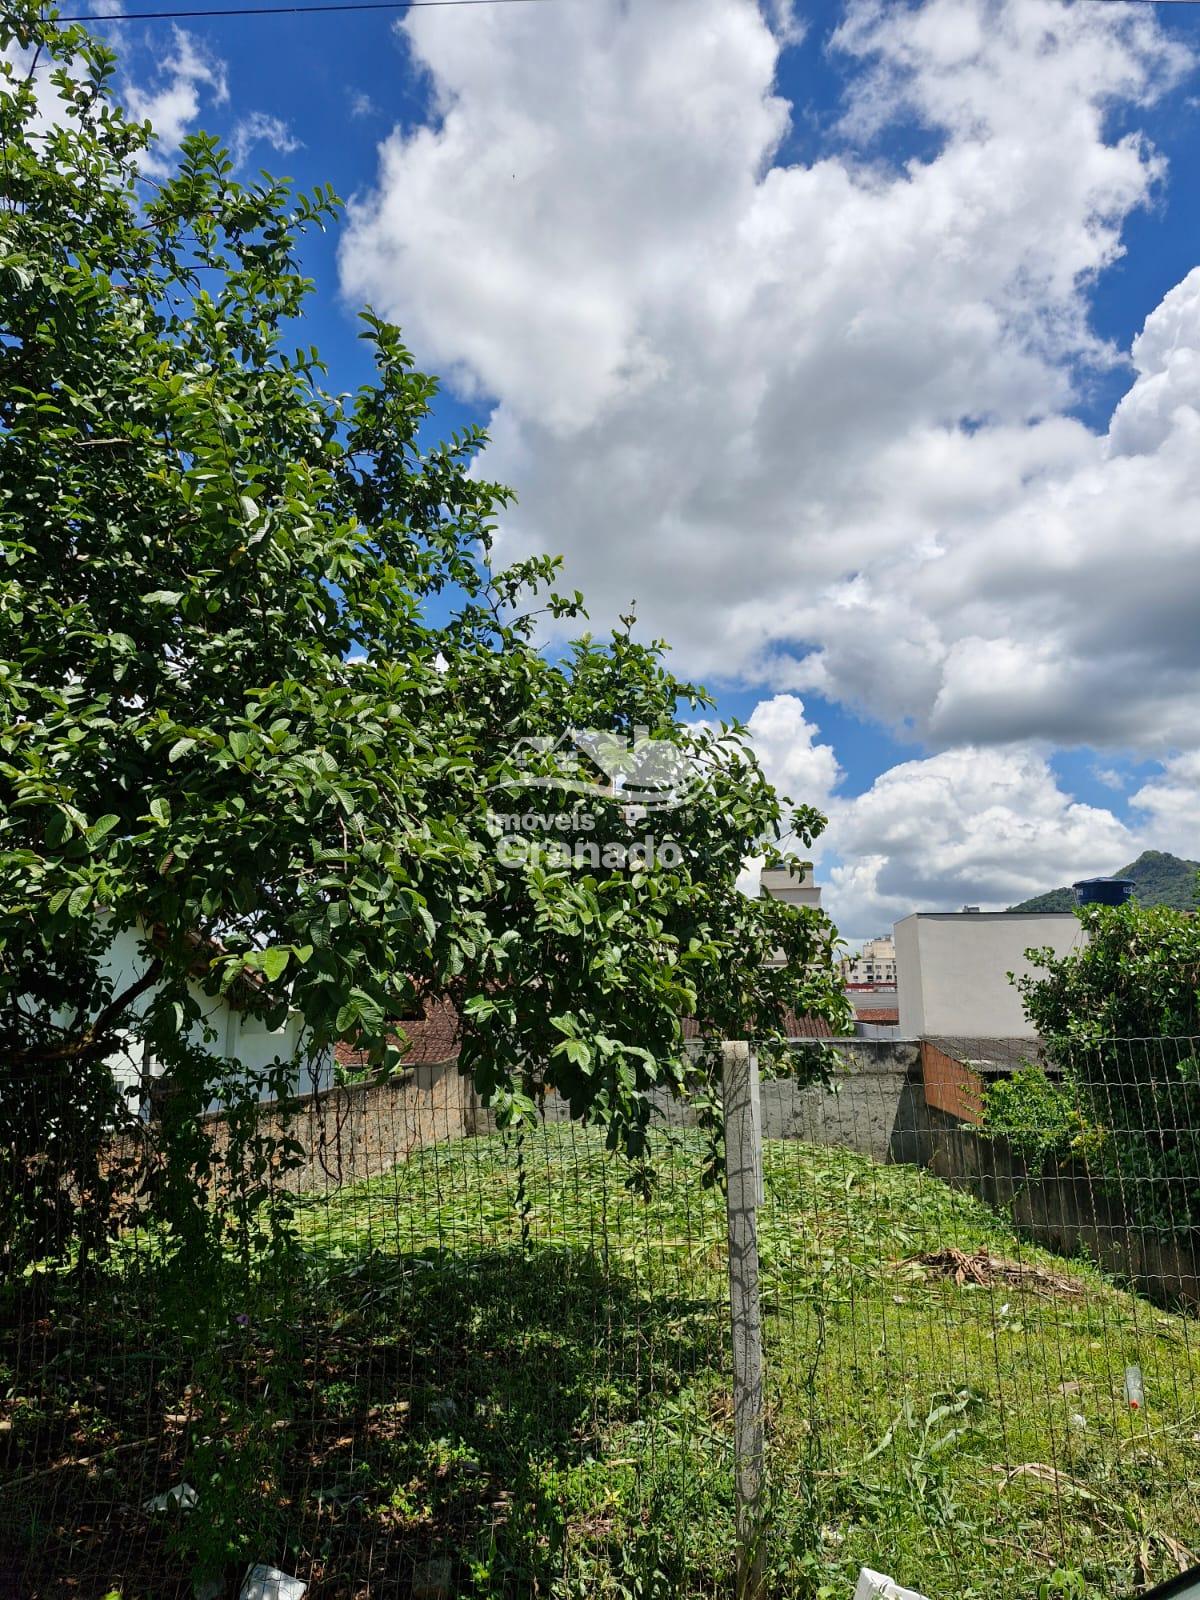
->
[10,958,163,1068]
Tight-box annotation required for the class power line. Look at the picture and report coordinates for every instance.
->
[47,0,1200,25]
[55,0,552,22]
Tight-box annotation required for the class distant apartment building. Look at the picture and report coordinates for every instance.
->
[759,861,822,909]
[841,935,896,988]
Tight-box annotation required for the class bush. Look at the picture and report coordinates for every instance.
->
[980,1066,1088,1165]
[1015,902,1200,1236]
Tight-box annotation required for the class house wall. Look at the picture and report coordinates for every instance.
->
[99,922,333,1113]
[895,913,1083,1039]
[920,1040,985,1123]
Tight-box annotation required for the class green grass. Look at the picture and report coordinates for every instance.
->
[292,1127,1200,1598]
[4,1127,1200,1598]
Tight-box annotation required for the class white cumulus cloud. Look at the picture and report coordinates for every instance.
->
[744,694,842,812]
[339,0,1196,756]
[339,0,1200,938]
[820,743,1138,938]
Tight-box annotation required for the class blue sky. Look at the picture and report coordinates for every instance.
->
[79,0,1200,937]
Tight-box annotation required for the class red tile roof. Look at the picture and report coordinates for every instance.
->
[680,1012,833,1041]
[335,994,461,1071]
[336,997,833,1069]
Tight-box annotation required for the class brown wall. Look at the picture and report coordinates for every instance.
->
[921,1040,985,1124]
[926,1120,1200,1314]
[200,1058,478,1194]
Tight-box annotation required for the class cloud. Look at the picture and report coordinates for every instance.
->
[7,24,281,182]
[3,26,227,168]
[123,27,229,174]
[2,33,77,135]
[819,742,1137,938]
[1093,766,1128,792]
[229,110,301,170]
[350,90,379,119]
[734,693,1199,938]
[729,693,839,898]
[1129,753,1200,858]
[340,0,1198,761]
[743,694,842,813]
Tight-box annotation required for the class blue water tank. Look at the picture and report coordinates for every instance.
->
[1072,877,1135,907]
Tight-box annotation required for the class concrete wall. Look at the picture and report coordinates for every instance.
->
[474,1042,923,1164]
[470,1042,923,1164]
[758,1040,923,1162]
[895,912,1083,1039]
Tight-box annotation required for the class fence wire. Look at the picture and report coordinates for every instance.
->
[751,1036,1200,1599]
[2,1037,1200,1598]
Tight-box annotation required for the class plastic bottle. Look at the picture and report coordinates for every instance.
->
[1125,1365,1145,1411]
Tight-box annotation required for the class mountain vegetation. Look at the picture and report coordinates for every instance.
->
[1008,850,1199,913]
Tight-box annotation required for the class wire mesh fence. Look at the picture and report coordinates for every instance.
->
[750,1037,1200,1599]
[2,1036,1200,1598]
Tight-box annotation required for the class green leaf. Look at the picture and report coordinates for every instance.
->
[140,590,182,606]
[168,737,197,763]
[86,814,119,844]
[261,947,290,982]
[562,1038,591,1068]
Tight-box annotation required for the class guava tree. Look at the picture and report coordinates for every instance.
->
[0,4,848,1267]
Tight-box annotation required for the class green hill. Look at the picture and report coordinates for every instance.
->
[1008,849,1200,913]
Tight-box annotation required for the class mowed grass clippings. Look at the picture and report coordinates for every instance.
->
[3,1126,1199,1598]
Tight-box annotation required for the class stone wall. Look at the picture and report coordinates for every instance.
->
[202,1058,477,1194]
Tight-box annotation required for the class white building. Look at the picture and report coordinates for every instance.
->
[759,861,821,909]
[758,863,822,969]
[894,911,1083,1040]
[99,922,334,1116]
[841,935,896,987]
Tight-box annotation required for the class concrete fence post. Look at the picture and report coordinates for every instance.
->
[723,1040,766,1600]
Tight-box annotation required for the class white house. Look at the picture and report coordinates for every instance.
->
[99,921,334,1116]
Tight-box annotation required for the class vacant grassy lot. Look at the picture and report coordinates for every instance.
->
[3,1126,1199,1598]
